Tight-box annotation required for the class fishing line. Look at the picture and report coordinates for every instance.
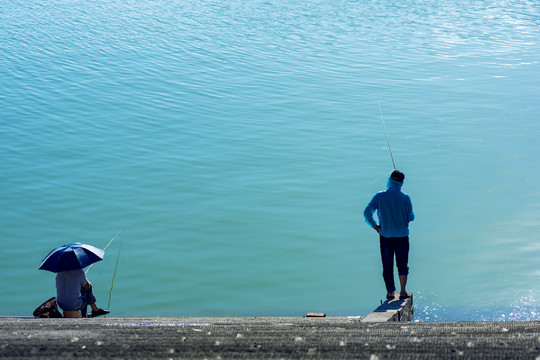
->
[378,102,396,170]
[106,240,122,316]
[371,169,394,184]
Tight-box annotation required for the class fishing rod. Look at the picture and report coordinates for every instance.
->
[103,230,122,252]
[378,102,396,170]
[85,230,122,274]
[83,230,123,318]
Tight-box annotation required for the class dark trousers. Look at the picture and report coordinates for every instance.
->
[380,235,409,292]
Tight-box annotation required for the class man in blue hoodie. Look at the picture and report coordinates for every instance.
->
[364,170,415,300]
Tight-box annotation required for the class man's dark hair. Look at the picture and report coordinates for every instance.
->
[391,170,405,182]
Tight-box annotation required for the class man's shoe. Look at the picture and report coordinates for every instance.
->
[91,308,110,317]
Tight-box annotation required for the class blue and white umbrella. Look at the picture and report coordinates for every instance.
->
[39,243,105,273]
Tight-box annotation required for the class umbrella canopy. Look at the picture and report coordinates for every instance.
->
[39,243,105,273]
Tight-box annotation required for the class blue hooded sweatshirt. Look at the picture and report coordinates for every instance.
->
[364,177,415,238]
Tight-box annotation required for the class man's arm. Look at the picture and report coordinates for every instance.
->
[407,196,415,222]
[364,195,380,231]
[79,271,91,289]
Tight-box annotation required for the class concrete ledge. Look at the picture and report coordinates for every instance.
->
[1,317,539,359]
[362,292,413,322]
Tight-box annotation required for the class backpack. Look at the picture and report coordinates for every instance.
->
[33,297,63,318]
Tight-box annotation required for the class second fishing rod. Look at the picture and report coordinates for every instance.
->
[378,102,397,171]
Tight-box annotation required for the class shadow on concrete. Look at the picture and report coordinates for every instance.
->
[374,298,407,312]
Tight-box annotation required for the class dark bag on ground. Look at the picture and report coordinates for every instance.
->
[33,297,63,318]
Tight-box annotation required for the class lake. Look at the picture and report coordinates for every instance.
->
[1,0,539,321]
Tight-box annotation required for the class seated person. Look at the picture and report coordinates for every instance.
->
[56,269,110,318]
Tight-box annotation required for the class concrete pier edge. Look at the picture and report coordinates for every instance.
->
[2,294,539,359]
[1,316,540,359]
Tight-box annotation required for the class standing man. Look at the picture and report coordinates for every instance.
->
[364,170,415,300]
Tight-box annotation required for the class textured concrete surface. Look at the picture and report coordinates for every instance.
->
[1,317,540,359]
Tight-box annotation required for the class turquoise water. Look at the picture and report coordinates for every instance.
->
[1,0,539,321]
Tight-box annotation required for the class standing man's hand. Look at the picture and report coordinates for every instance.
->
[374,225,381,233]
